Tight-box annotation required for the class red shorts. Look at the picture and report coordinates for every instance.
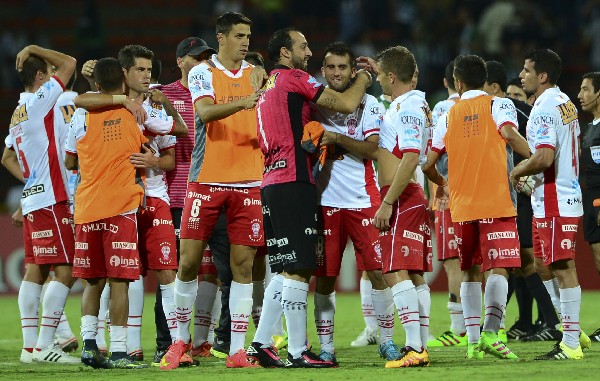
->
[180,183,264,246]
[532,216,579,266]
[73,213,141,280]
[434,209,459,261]
[379,184,432,273]
[455,217,521,272]
[198,246,217,275]
[138,197,178,273]
[315,205,382,276]
[23,201,75,265]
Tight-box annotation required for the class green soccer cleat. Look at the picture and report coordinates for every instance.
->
[498,328,508,344]
[478,331,518,359]
[466,343,484,359]
[427,331,468,347]
[534,341,583,360]
[109,356,150,369]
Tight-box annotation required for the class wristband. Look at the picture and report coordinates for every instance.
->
[112,95,126,105]
[383,199,393,206]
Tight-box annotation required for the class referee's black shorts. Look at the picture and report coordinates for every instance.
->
[583,186,600,243]
[516,192,533,249]
[261,182,318,274]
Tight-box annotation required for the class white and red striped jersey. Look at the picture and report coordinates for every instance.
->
[55,91,78,203]
[145,134,176,204]
[142,96,175,136]
[526,87,582,218]
[314,93,382,208]
[432,93,459,127]
[7,76,69,215]
[380,90,432,165]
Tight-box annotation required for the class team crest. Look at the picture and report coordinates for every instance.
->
[346,115,358,136]
[159,242,172,265]
[249,219,263,242]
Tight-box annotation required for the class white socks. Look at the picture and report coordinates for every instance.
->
[110,325,127,354]
[36,281,69,349]
[461,282,482,344]
[448,301,466,335]
[360,278,378,331]
[282,278,309,358]
[229,281,253,355]
[252,280,265,328]
[391,280,421,350]
[174,277,198,343]
[560,286,581,349]
[482,274,508,333]
[416,284,431,350]
[161,281,177,343]
[371,288,394,344]
[193,281,218,347]
[208,288,222,344]
[543,278,562,314]
[253,274,284,345]
[314,291,336,353]
[19,281,42,350]
[126,276,144,356]
[81,315,99,341]
[97,284,110,349]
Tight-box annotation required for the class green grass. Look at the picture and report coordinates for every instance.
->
[1,292,600,380]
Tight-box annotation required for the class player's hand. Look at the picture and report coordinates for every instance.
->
[250,65,268,91]
[12,206,23,228]
[81,60,96,82]
[356,69,374,87]
[130,144,158,168]
[320,130,338,146]
[123,98,147,124]
[148,88,168,104]
[356,56,378,75]
[373,203,393,231]
[241,92,260,110]
[16,45,34,71]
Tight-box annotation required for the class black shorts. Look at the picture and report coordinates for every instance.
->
[261,182,318,274]
[583,186,600,243]
[516,192,533,248]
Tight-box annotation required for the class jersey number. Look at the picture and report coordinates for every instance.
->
[190,199,202,217]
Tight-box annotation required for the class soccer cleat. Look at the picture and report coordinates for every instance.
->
[579,330,592,350]
[427,331,468,347]
[109,356,150,369]
[160,339,191,370]
[179,353,199,367]
[98,345,108,356]
[20,349,33,364]
[351,327,378,347]
[55,334,78,353]
[478,331,518,359]
[318,350,338,366]
[466,343,484,359]
[272,331,288,350]
[226,348,260,368]
[378,340,401,361]
[534,341,583,360]
[506,319,534,341]
[590,328,600,342]
[286,349,336,368]
[191,341,212,357]
[81,348,111,369]
[246,342,286,368]
[210,337,230,359]
[33,344,80,364]
[127,350,144,362]
[522,325,562,342]
[151,349,167,367]
[384,347,428,368]
[498,328,508,344]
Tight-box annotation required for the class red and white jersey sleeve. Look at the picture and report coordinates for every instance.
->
[142,97,175,136]
[380,90,430,165]
[315,93,382,208]
[189,61,214,103]
[55,91,78,203]
[526,87,582,218]
[65,108,88,155]
[145,134,176,204]
[431,113,448,154]
[491,96,518,131]
[8,76,69,214]
[431,93,459,126]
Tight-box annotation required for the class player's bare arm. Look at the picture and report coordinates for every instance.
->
[421,150,440,173]
[500,123,530,159]
[316,70,372,114]
[149,89,188,136]
[250,65,268,91]
[74,93,147,125]
[509,147,554,186]
[64,153,78,171]
[195,91,259,123]
[16,45,76,87]
[374,151,420,231]
[1,147,24,183]
[321,133,378,160]
[129,145,175,171]
[11,205,23,228]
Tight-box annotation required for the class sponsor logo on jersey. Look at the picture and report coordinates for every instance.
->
[243,198,261,206]
[32,230,53,239]
[75,242,88,250]
[187,191,212,201]
[153,218,173,226]
[112,242,137,250]
[403,230,424,243]
[109,255,140,268]
[487,231,516,240]
[22,184,45,198]
[326,208,340,217]
[560,239,575,250]
[10,104,28,127]
[562,224,578,232]
[263,159,287,174]
[73,257,91,268]
[488,248,519,260]
[33,246,57,256]
[557,100,578,124]
[81,223,119,233]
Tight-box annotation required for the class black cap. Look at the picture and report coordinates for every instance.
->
[176,37,216,58]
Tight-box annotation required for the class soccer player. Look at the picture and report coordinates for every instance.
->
[247,27,372,368]
[66,57,148,369]
[426,60,467,348]
[578,71,600,343]
[4,45,78,364]
[163,12,264,369]
[425,54,529,360]
[357,46,433,368]
[310,41,396,364]
[485,61,562,342]
[511,49,588,360]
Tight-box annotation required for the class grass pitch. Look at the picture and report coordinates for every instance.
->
[1,291,599,380]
